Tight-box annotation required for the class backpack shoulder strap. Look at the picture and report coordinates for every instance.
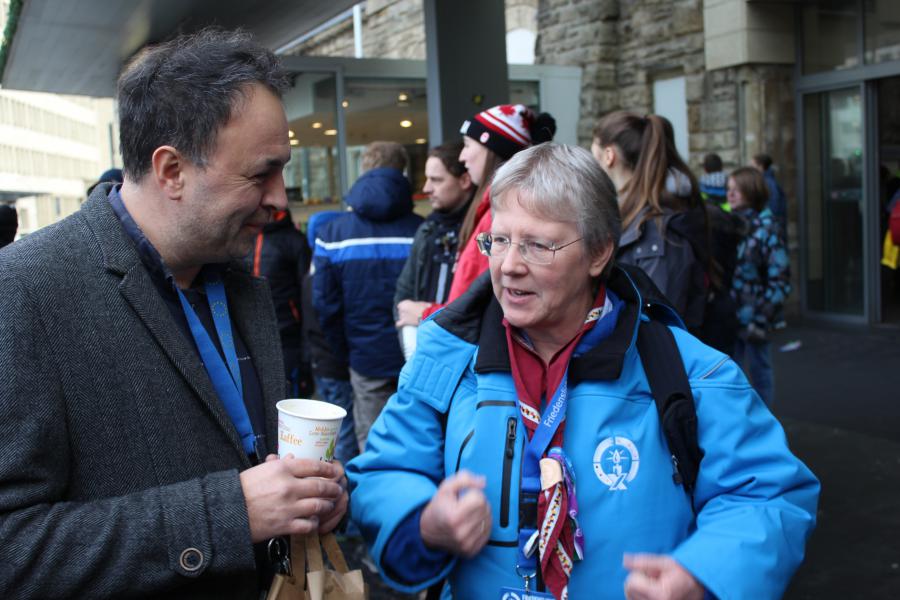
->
[636,318,704,501]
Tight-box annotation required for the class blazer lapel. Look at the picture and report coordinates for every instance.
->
[225,269,286,450]
[118,266,250,464]
[83,189,249,464]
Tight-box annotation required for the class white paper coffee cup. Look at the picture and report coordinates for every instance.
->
[276,399,346,461]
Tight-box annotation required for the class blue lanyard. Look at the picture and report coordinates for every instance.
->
[512,295,621,578]
[516,368,570,571]
[521,370,569,491]
[177,275,256,455]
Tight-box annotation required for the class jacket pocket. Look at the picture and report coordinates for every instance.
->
[459,400,518,540]
[499,416,517,528]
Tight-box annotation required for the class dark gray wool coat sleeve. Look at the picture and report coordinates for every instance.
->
[0,186,286,599]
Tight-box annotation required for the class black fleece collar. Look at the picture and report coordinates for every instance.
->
[433,264,679,386]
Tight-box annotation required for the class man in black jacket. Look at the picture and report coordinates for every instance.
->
[394,141,474,335]
[249,208,314,397]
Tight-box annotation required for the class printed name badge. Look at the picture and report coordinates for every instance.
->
[499,587,554,600]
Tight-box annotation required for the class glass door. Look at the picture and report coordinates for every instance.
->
[877,76,900,324]
[803,86,866,316]
[282,71,344,229]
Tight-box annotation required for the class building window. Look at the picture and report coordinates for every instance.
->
[653,75,689,160]
[865,0,900,64]
[802,0,861,74]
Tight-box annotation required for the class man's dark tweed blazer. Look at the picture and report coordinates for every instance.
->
[0,184,286,598]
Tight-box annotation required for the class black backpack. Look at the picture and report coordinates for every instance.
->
[636,318,704,498]
[669,205,743,356]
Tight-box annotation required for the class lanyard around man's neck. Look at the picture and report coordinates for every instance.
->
[176,273,257,455]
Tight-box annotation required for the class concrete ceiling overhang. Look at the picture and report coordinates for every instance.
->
[1,0,359,97]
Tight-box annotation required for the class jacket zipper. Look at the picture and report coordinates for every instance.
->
[454,430,474,473]
[500,416,517,528]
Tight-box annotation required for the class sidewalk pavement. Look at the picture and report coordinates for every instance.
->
[772,323,900,599]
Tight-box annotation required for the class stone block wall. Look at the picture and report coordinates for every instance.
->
[536,1,797,207]
[290,0,798,214]
[536,1,795,171]
[536,0,800,313]
[290,0,796,188]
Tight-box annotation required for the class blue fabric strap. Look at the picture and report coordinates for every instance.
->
[177,276,255,455]
[522,370,569,488]
[516,368,569,571]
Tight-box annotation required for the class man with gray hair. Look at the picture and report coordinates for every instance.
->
[0,29,346,598]
[313,141,423,452]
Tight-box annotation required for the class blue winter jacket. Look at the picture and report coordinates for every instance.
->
[312,168,423,378]
[732,207,791,334]
[347,266,819,599]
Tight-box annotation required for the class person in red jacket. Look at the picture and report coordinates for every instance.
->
[398,104,555,327]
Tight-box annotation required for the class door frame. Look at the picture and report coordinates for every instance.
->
[796,83,870,325]
[794,0,900,325]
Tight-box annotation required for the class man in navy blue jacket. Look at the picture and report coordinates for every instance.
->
[313,141,423,451]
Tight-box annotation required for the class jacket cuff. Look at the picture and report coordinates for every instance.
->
[160,470,255,579]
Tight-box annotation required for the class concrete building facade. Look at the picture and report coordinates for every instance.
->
[0,0,119,237]
[288,0,900,327]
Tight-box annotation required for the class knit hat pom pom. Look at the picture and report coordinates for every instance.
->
[531,112,557,145]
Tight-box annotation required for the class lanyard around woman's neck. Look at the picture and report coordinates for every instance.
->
[176,273,257,456]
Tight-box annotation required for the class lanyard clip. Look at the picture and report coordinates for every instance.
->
[516,565,536,592]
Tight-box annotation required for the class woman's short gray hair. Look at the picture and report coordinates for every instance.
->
[490,142,621,277]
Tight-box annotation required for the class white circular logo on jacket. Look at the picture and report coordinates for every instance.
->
[593,436,640,490]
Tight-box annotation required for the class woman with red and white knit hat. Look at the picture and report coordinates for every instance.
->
[453,104,556,299]
[395,104,555,328]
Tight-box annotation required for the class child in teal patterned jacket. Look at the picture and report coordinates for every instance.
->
[727,167,791,406]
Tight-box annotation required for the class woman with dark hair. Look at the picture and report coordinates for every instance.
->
[727,167,791,407]
[591,111,708,329]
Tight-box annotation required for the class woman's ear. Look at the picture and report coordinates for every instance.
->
[588,241,615,278]
[603,146,617,170]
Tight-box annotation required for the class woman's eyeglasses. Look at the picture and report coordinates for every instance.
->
[475,232,582,265]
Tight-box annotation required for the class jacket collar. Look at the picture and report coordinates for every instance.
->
[434,264,681,385]
[82,182,144,277]
[427,195,473,227]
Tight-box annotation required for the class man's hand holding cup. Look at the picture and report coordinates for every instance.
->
[240,399,349,542]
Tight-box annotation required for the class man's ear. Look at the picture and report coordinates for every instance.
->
[150,146,186,199]
[460,171,473,191]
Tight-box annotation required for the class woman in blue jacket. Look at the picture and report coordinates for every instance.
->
[348,144,818,600]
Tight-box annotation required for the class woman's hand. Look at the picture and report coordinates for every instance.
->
[420,471,492,558]
[395,300,431,327]
[623,554,704,600]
